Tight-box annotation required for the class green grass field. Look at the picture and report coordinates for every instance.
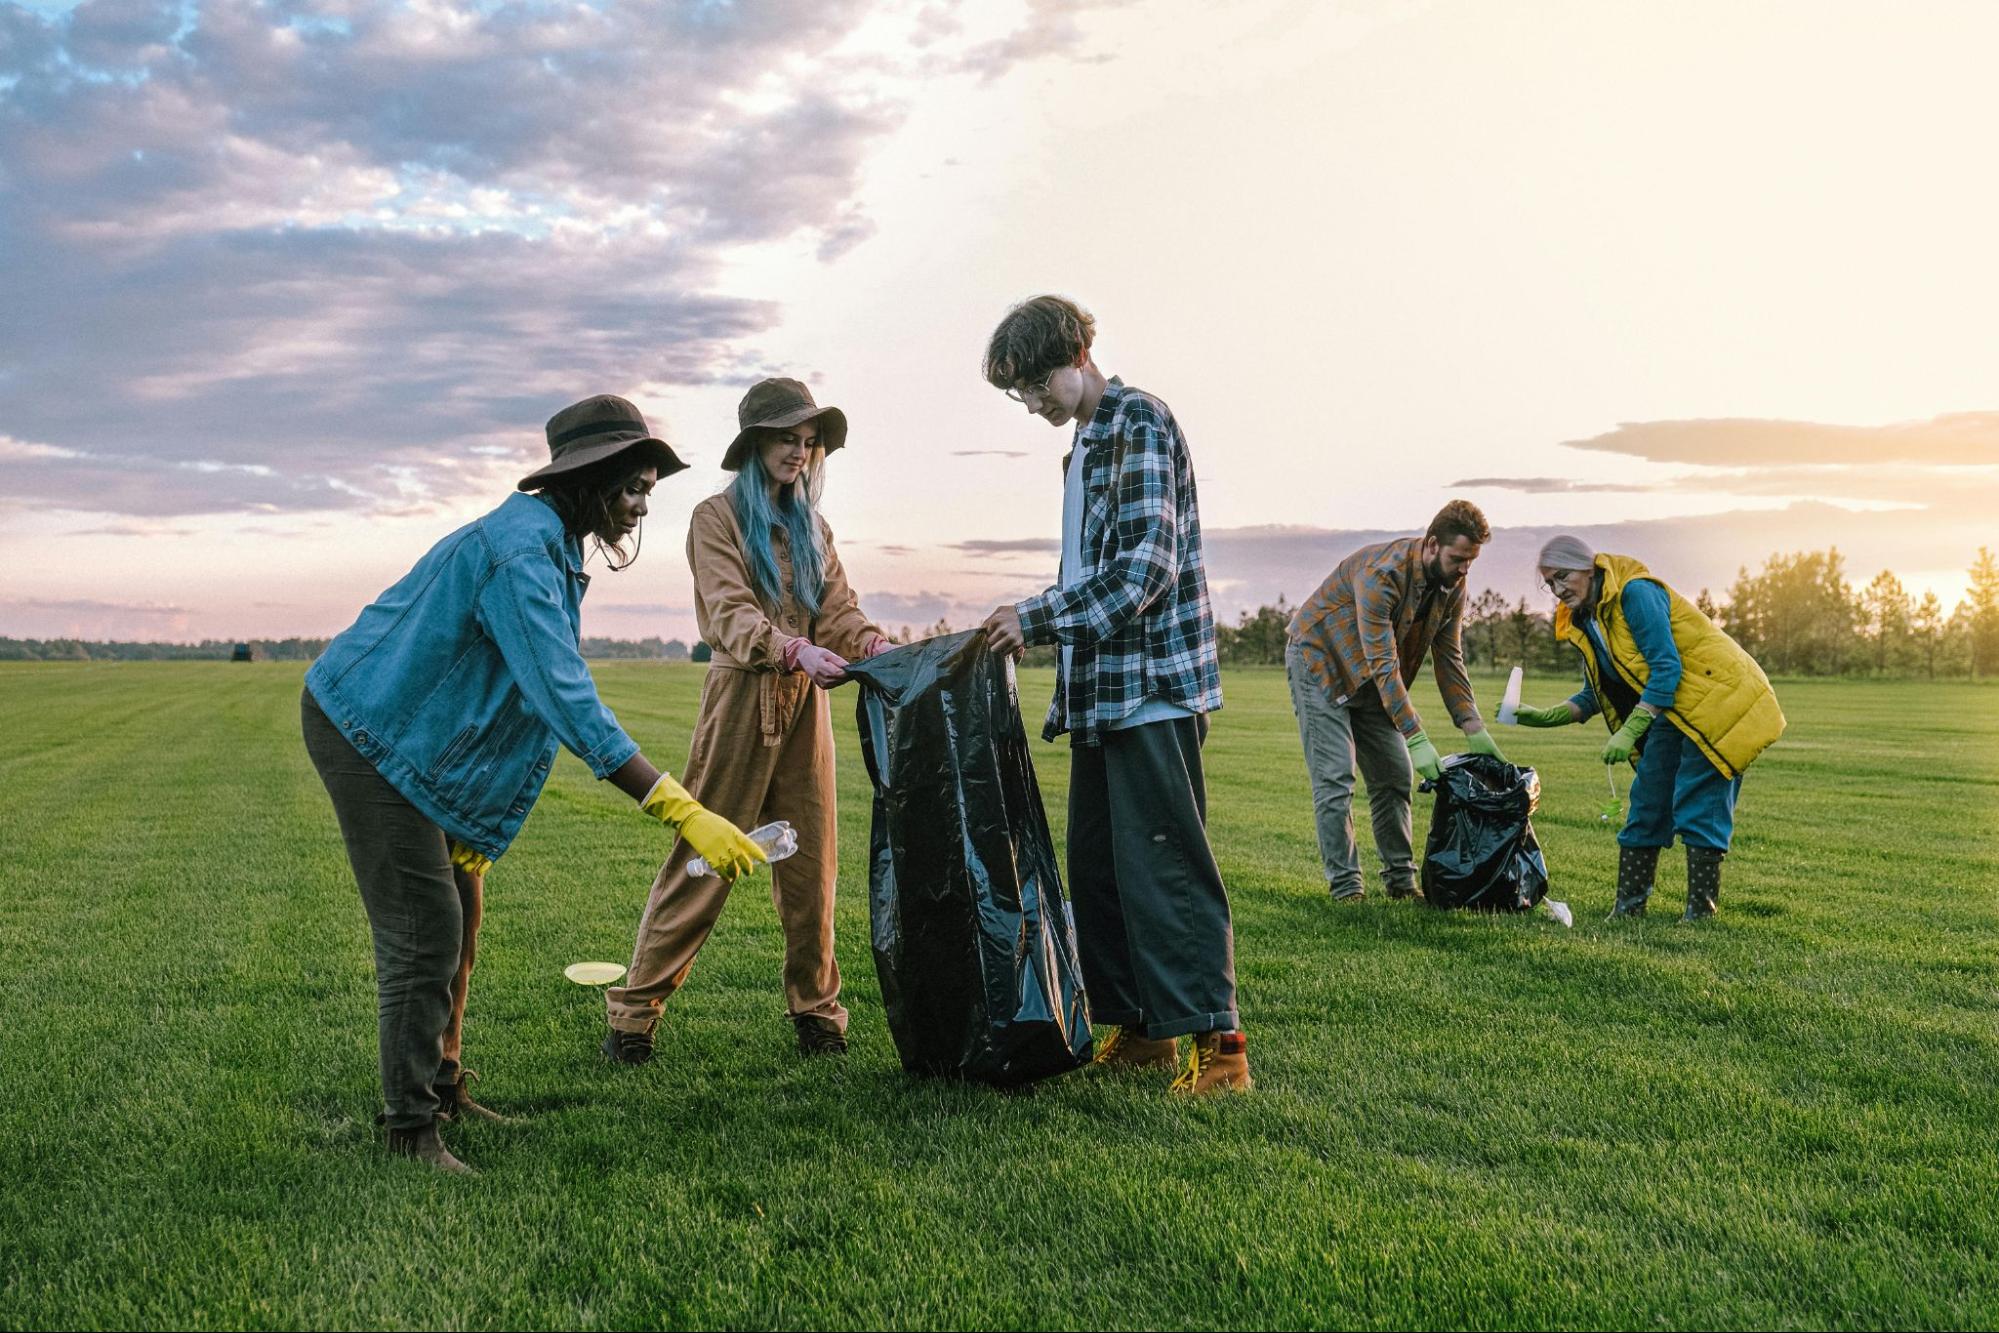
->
[1,662,1994,1329]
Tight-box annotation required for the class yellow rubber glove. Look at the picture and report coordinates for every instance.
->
[640,773,768,880]
[448,840,492,878]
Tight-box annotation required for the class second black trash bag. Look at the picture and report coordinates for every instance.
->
[846,630,1092,1085]
[1419,752,1551,911]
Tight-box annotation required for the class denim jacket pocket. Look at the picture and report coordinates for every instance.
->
[428,724,480,781]
[434,701,537,811]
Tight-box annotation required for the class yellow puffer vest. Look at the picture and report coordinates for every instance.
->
[1553,554,1785,778]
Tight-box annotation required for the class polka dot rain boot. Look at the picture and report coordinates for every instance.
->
[1683,845,1724,922]
[1608,844,1660,919]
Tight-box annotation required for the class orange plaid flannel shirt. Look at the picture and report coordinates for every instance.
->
[1286,536,1482,739]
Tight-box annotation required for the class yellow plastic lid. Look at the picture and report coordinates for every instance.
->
[563,961,626,985]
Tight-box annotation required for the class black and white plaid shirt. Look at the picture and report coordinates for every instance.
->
[1016,378,1223,745]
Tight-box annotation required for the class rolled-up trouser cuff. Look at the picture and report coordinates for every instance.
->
[1145,1010,1240,1041]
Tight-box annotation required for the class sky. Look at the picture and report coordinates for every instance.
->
[2,0,1995,644]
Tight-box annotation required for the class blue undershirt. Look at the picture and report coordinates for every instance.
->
[1568,579,1683,720]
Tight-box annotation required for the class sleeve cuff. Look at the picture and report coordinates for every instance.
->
[1015,593,1057,645]
[583,731,641,780]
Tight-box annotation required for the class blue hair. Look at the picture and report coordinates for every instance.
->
[730,451,826,618]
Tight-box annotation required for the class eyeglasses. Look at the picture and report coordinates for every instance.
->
[1542,571,1582,595]
[1003,369,1057,404]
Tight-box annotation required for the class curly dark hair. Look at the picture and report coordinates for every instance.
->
[982,294,1096,391]
[532,455,649,570]
[1426,499,1491,548]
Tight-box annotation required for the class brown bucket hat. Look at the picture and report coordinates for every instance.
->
[517,394,689,491]
[721,377,848,472]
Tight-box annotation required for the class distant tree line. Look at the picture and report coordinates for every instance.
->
[0,635,693,662]
[0,637,333,661]
[13,548,1994,678]
[1210,546,1999,680]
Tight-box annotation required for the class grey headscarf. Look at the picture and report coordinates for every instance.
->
[1537,534,1596,573]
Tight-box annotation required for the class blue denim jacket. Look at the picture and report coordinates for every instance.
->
[306,492,640,859]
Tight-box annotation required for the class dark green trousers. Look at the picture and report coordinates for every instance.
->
[1066,715,1239,1040]
[302,690,471,1129]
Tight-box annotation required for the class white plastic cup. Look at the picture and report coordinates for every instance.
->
[686,820,798,878]
[1498,665,1523,725]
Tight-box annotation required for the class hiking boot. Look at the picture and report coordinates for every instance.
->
[1168,1029,1253,1096]
[1384,881,1421,902]
[1091,1025,1180,1071]
[385,1120,473,1175]
[1682,845,1724,921]
[601,1026,655,1066]
[1608,845,1661,918]
[1329,886,1365,904]
[434,1069,520,1126]
[794,1014,848,1056]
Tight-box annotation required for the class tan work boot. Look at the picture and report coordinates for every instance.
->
[385,1121,474,1175]
[1168,1029,1253,1095]
[1092,1025,1180,1071]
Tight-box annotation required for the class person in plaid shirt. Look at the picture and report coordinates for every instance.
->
[980,295,1247,1095]
[1285,501,1507,901]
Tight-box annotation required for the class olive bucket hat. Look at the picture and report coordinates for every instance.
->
[720,378,848,472]
[517,394,689,491]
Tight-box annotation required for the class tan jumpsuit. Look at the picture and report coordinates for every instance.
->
[606,493,885,1034]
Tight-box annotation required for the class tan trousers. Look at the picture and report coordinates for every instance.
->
[606,666,845,1033]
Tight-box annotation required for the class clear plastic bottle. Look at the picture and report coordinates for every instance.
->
[686,820,799,878]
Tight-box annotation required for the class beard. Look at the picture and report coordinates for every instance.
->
[1425,555,1466,587]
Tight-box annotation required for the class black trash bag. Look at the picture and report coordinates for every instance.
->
[1419,752,1551,912]
[846,630,1092,1085]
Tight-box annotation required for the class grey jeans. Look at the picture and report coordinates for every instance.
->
[302,689,480,1129]
[1285,639,1416,898]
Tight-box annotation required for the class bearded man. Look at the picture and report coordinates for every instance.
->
[1285,500,1505,902]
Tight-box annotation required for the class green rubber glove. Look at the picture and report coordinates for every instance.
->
[1512,702,1575,728]
[1462,727,1506,761]
[448,840,492,878]
[640,773,768,880]
[1601,709,1655,766]
[1407,730,1443,782]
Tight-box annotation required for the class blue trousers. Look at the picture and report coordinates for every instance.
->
[1618,722,1743,852]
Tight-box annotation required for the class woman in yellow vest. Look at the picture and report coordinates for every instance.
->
[1513,535,1785,920]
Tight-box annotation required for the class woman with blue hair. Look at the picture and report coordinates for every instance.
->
[604,378,891,1062]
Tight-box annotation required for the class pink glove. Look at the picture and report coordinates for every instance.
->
[794,642,850,688]
[864,635,894,659]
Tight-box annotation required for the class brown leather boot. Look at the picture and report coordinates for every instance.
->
[1091,1025,1180,1071]
[1169,1029,1253,1095]
[601,1026,655,1066]
[434,1069,520,1126]
[794,1014,848,1056]
[385,1121,473,1175]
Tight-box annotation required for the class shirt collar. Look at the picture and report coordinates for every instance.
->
[1073,375,1125,449]
[1404,538,1452,605]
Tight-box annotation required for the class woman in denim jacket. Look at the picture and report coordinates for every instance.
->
[303,395,767,1174]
